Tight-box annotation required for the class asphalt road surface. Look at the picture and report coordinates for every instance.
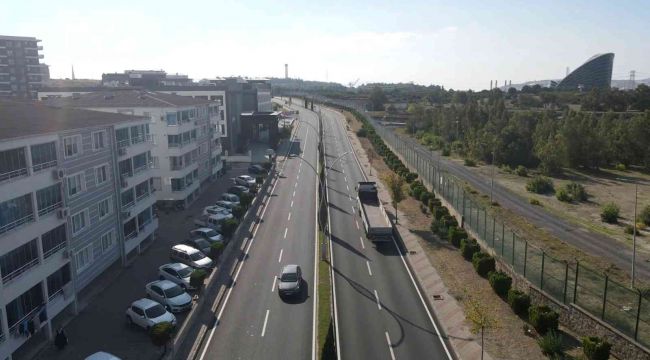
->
[197,108,318,360]
[319,104,454,360]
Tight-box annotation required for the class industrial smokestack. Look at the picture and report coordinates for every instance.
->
[285,64,288,79]
[490,80,493,90]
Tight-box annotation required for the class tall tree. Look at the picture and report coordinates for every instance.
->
[384,173,405,224]
[369,86,388,111]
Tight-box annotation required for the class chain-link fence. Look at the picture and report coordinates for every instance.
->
[320,99,650,348]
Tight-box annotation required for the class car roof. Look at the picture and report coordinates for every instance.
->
[151,279,178,290]
[161,262,189,271]
[172,244,199,253]
[281,264,299,274]
[133,298,159,309]
[192,227,212,233]
[238,175,253,179]
[188,238,208,244]
[84,352,122,360]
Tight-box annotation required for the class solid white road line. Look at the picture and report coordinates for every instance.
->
[278,249,283,262]
[271,276,277,292]
[355,220,359,230]
[261,310,270,337]
[374,290,382,310]
[295,182,298,188]
[288,212,291,221]
[359,236,365,249]
[284,227,288,239]
[290,200,294,207]
[293,190,296,197]
[366,261,372,276]
[385,332,396,360]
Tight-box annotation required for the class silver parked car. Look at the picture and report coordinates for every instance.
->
[158,263,194,290]
[125,298,176,331]
[145,280,193,313]
[190,227,224,243]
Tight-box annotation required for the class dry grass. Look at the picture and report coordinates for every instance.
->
[340,109,573,360]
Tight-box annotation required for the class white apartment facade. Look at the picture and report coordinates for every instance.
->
[0,101,157,360]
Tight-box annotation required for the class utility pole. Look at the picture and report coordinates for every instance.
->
[490,151,495,202]
[632,182,638,288]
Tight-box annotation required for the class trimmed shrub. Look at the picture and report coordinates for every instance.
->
[441,147,451,157]
[529,198,542,206]
[411,186,424,200]
[430,219,440,234]
[537,331,563,357]
[566,182,588,202]
[419,191,433,205]
[639,205,650,227]
[448,227,468,247]
[240,192,254,209]
[232,205,245,219]
[488,271,512,297]
[210,242,225,259]
[614,163,626,171]
[356,128,367,137]
[528,305,559,335]
[442,215,458,229]
[432,206,449,220]
[556,188,572,202]
[582,336,612,360]
[526,176,554,194]
[220,218,239,237]
[507,289,531,316]
[428,198,441,211]
[404,172,418,183]
[464,158,476,167]
[190,269,207,289]
[624,224,635,235]
[472,252,495,277]
[460,238,480,260]
[515,165,528,177]
[262,162,272,170]
[150,322,174,347]
[600,202,620,224]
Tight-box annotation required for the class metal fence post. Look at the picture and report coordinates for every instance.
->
[492,217,496,248]
[523,241,528,277]
[539,250,546,290]
[484,211,487,242]
[468,200,473,229]
[501,225,505,255]
[601,274,609,320]
[573,261,580,303]
[563,261,569,304]
[635,290,642,340]
[511,233,516,265]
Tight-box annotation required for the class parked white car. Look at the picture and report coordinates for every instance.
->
[158,263,194,290]
[125,298,176,331]
[145,280,193,313]
[85,352,121,360]
[170,244,214,270]
[214,200,238,210]
[221,193,240,204]
[203,205,233,217]
[190,227,224,243]
[235,175,256,187]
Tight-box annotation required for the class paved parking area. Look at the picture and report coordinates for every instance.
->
[33,163,251,360]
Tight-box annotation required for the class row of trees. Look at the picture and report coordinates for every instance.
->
[408,100,650,174]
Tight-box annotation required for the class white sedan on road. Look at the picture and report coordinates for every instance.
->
[145,280,193,313]
[125,298,176,331]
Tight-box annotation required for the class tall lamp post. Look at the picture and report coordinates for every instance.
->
[617,177,639,288]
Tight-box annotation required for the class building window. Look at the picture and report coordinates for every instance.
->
[0,147,28,182]
[6,283,44,331]
[166,112,178,126]
[30,142,57,172]
[0,193,34,235]
[36,183,63,216]
[67,172,85,196]
[95,164,109,185]
[101,231,114,251]
[63,135,82,158]
[132,152,148,173]
[92,131,106,151]
[220,124,225,135]
[71,210,88,235]
[47,264,71,300]
[98,198,112,219]
[42,224,67,259]
[75,245,92,273]
[220,110,224,120]
[171,178,184,191]
[0,239,39,283]
[116,128,130,148]
[121,189,135,209]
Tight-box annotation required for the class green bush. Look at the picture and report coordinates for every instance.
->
[639,205,650,226]
[448,227,468,247]
[189,269,207,289]
[614,163,626,171]
[507,289,531,316]
[600,202,620,224]
[356,128,368,137]
[232,205,245,219]
[464,158,476,167]
[430,219,440,234]
[526,176,554,194]
[240,192,254,209]
[624,224,635,235]
[441,147,451,157]
[529,198,542,206]
[565,182,588,202]
[472,252,495,277]
[428,198,441,211]
[150,322,174,347]
[419,191,433,205]
[582,336,611,360]
[488,271,512,297]
[220,218,239,237]
[411,186,424,200]
[460,238,480,260]
[528,305,559,335]
[537,331,563,357]
[432,206,449,220]
[515,165,528,177]
[210,242,225,259]
[404,172,418,183]
[556,188,572,202]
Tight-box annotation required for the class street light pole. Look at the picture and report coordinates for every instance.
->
[632,182,638,288]
[491,151,495,202]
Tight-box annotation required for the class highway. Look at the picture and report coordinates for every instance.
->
[197,106,319,359]
[319,103,454,360]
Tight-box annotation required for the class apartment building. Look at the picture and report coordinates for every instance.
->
[0,100,157,360]
[0,35,45,99]
[46,90,223,209]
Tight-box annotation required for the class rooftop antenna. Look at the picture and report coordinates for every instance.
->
[284,64,288,79]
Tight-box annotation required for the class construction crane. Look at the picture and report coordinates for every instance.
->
[348,78,360,88]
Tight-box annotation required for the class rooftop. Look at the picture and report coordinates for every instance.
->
[45,89,213,108]
[0,35,40,42]
[0,99,147,141]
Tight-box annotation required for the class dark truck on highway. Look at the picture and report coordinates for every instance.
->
[356,181,393,241]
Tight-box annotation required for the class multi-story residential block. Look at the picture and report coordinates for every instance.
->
[101,70,192,88]
[46,90,223,209]
[0,100,157,360]
[0,35,45,99]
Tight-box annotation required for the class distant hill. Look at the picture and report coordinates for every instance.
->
[502,78,650,91]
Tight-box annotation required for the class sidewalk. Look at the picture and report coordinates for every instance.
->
[28,163,251,360]
[341,110,493,360]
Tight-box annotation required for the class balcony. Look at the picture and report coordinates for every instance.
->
[37,201,62,217]
[1,257,40,285]
[125,218,158,254]
[117,135,154,158]
[31,159,57,173]
[0,167,28,184]
[0,213,35,237]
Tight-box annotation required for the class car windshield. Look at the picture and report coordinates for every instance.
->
[205,230,219,237]
[177,266,192,278]
[164,285,185,298]
[145,304,166,318]
[190,252,205,261]
[281,272,298,282]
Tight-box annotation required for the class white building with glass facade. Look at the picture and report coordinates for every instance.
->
[0,100,157,360]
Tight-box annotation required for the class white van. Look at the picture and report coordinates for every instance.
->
[169,244,214,270]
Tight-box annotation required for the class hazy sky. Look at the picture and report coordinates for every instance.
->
[3,0,649,90]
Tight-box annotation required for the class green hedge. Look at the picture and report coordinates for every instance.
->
[488,271,512,298]
[529,305,559,335]
[507,289,531,316]
[472,252,495,277]
[582,336,611,360]
[448,227,468,248]
[460,238,480,260]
